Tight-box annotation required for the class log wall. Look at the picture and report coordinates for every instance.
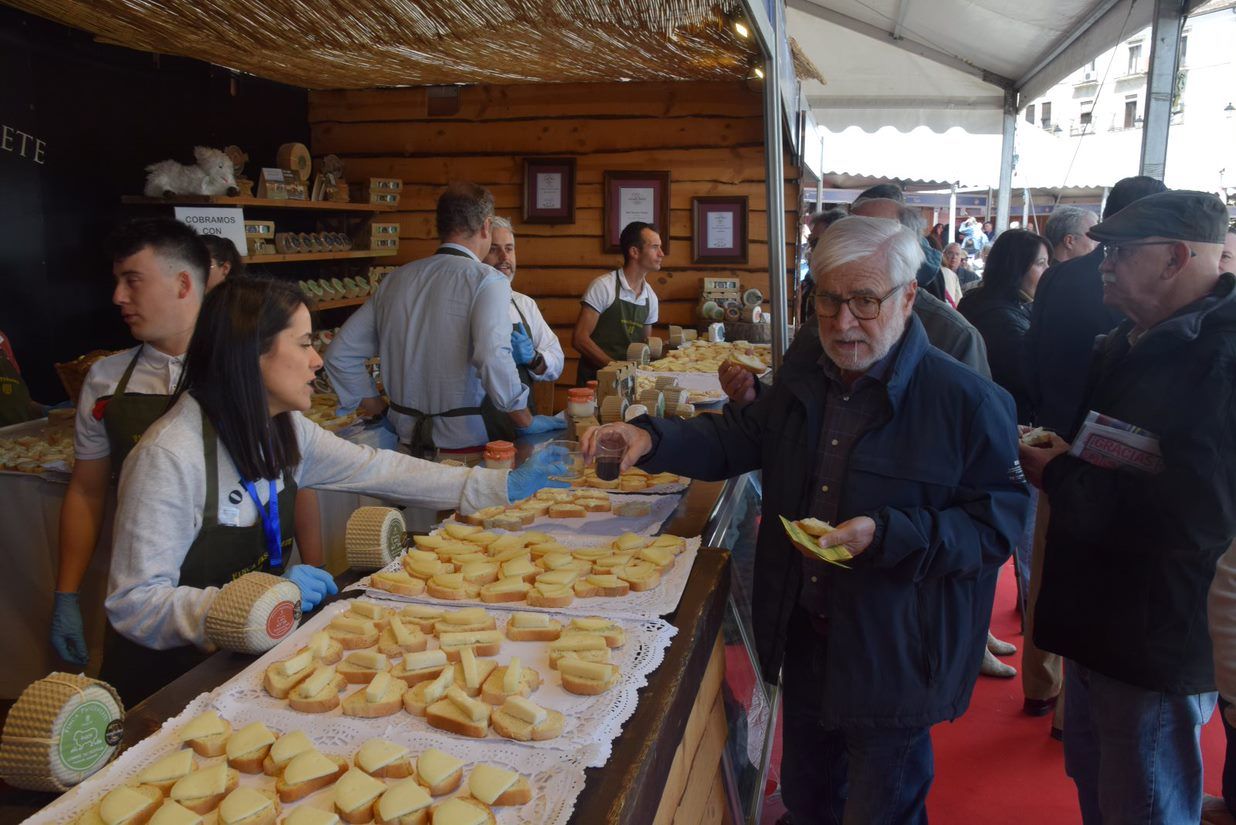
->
[308,81,799,408]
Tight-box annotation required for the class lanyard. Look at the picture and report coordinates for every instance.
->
[241,478,282,568]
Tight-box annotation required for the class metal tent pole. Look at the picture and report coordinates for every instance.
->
[948,186,958,243]
[758,19,788,366]
[1140,0,1185,179]
[996,88,1017,233]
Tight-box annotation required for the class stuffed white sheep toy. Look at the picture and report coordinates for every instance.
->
[144,146,238,197]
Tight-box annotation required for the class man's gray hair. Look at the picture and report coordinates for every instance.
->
[490,215,515,235]
[812,216,925,287]
[1043,206,1097,249]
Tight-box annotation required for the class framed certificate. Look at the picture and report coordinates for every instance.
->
[692,196,748,264]
[603,171,670,254]
[522,157,576,224]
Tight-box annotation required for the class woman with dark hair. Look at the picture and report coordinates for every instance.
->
[201,234,245,290]
[101,277,565,705]
[958,228,1049,423]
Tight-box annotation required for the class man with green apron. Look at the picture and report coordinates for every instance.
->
[480,217,566,440]
[0,330,41,426]
[324,184,545,459]
[573,221,663,386]
[50,220,207,667]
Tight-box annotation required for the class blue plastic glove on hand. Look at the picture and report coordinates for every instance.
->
[511,329,537,366]
[516,413,567,436]
[507,445,572,501]
[285,565,338,612]
[50,591,88,666]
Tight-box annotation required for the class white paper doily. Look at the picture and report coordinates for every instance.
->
[24,690,588,825]
[348,537,702,620]
[491,493,681,537]
[211,599,677,768]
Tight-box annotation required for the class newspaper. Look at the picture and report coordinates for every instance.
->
[1068,411,1164,475]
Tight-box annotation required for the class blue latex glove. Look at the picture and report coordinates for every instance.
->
[516,412,567,436]
[50,591,88,666]
[511,329,536,366]
[285,565,338,612]
[507,445,572,501]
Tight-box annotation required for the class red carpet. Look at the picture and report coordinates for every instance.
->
[745,560,1228,823]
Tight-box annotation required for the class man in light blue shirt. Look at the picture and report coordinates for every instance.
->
[324,183,533,455]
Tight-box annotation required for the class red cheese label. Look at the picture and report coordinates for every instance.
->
[266,600,297,639]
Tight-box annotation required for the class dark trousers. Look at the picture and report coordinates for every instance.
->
[781,610,934,825]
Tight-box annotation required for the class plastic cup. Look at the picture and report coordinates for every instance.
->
[595,430,627,481]
[539,439,583,479]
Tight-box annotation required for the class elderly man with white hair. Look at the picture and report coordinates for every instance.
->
[584,216,1028,824]
[1042,205,1099,264]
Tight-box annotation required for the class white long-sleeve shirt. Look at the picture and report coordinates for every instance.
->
[1209,542,1236,702]
[74,344,185,460]
[510,291,563,383]
[105,394,509,650]
[323,244,530,449]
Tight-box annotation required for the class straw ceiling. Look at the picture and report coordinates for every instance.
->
[6,0,759,89]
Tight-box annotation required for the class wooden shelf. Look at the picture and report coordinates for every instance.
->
[313,296,368,311]
[248,250,398,264]
[121,195,397,213]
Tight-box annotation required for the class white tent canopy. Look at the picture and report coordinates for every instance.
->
[790,0,1207,134]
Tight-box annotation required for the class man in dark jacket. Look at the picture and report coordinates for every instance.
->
[1018,176,1166,725]
[1020,191,1236,825]
[587,216,1028,824]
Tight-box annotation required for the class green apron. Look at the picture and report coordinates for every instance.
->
[576,271,650,386]
[102,347,181,479]
[0,344,35,426]
[391,246,522,456]
[479,299,538,441]
[98,416,298,708]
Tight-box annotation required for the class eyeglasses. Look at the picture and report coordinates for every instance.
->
[1101,240,1195,262]
[813,283,906,320]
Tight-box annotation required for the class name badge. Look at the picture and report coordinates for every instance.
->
[219,506,241,526]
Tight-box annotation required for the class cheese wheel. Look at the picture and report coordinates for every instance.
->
[0,672,123,791]
[625,342,650,365]
[742,304,763,323]
[647,336,663,358]
[742,287,765,307]
[276,143,312,181]
[599,395,627,424]
[637,389,665,417]
[205,572,302,654]
[345,506,406,571]
[653,376,680,391]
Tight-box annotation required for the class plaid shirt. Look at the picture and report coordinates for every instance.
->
[798,339,900,618]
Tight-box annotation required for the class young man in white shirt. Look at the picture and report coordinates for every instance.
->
[572,221,662,385]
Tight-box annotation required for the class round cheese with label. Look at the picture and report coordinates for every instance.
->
[345,507,406,571]
[205,572,302,654]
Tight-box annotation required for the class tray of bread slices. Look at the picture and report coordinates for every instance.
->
[25,689,590,825]
[208,598,676,769]
[441,489,681,537]
[350,525,701,620]
[565,466,689,495]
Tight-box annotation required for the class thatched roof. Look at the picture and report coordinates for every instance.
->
[6,0,759,89]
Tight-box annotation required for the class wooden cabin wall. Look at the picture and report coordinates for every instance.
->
[308,81,799,409]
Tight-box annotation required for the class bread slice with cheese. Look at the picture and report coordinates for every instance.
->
[489,696,564,742]
[392,649,451,687]
[334,767,389,825]
[449,648,498,698]
[402,554,455,582]
[637,545,675,571]
[466,764,532,807]
[353,738,413,779]
[371,569,427,598]
[224,721,276,774]
[414,749,464,796]
[300,630,344,665]
[548,634,609,669]
[338,650,391,684]
[425,687,491,738]
[378,617,429,658]
[503,611,562,642]
[169,762,240,814]
[280,808,341,825]
[480,658,540,705]
[287,665,347,713]
[433,608,495,636]
[478,576,531,604]
[326,615,380,650]
[647,534,687,554]
[437,630,503,661]
[179,710,232,758]
[411,532,449,550]
[579,497,611,513]
[428,798,495,825]
[462,506,506,527]
[137,747,196,792]
[559,656,620,695]
[425,572,480,601]
[526,582,574,609]
[402,665,455,716]
[547,503,586,519]
[262,730,315,776]
[442,522,482,540]
[572,574,630,598]
[398,604,445,634]
[275,750,348,803]
[566,618,626,648]
[89,784,163,825]
[263,647,318,699]
[617,562,662,592]
[373,777,433,825]
[217,787,280,825]
[342,671,406,718]
[726,351,768,374]
[146,800,204,825]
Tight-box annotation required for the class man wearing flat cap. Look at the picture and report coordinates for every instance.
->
[1019,190,1236,824]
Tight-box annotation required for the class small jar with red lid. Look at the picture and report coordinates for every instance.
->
[566,388,596,418]
[483,440,516,470]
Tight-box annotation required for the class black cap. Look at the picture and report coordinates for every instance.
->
[1088,190,1228,244]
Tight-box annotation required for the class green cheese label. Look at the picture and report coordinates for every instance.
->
[59,700,115,773]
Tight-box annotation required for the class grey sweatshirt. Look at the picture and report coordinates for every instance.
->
[105,394,509,650]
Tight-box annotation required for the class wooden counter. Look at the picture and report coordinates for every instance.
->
[2,481,734,825]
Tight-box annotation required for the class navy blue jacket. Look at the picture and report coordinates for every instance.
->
[638,316,1029,727]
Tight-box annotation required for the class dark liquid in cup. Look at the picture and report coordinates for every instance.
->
[596,457,622,481]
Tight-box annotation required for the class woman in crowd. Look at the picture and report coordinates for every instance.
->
[101,277,564,706]
[201,235,245,290]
